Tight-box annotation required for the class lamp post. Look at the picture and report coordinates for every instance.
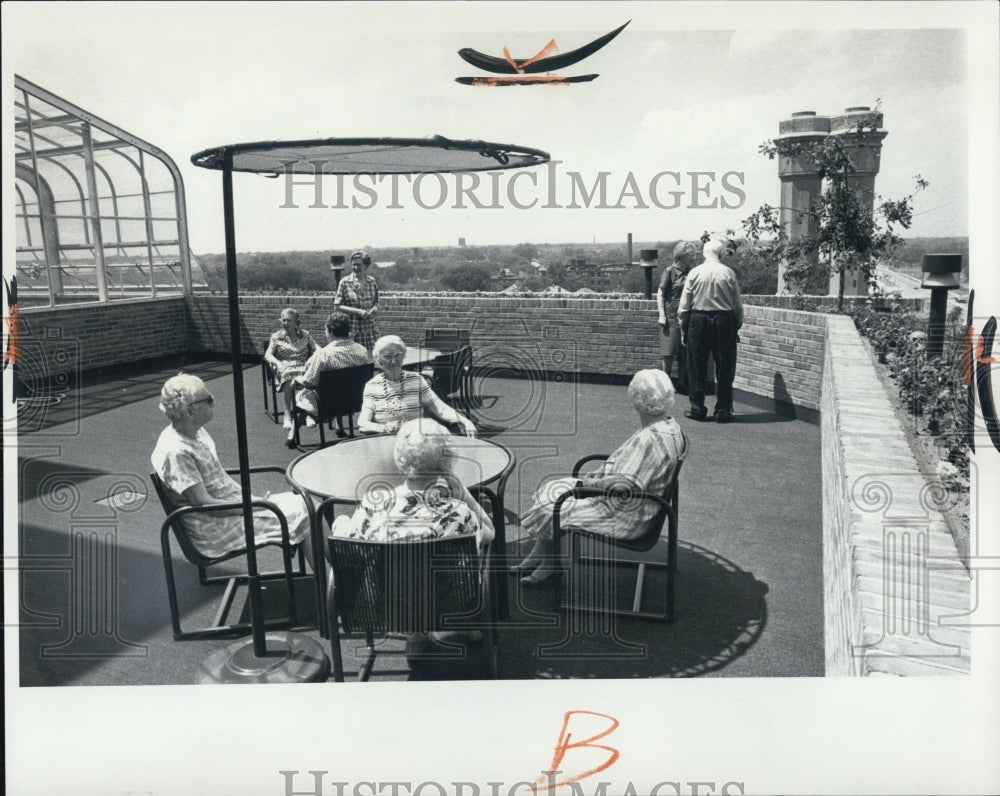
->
[920,254,963,357]
[330,254,345,287]
[639,249,658,300]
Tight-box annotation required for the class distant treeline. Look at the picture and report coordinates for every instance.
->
[194,236,967,295]
[887,237,970,281]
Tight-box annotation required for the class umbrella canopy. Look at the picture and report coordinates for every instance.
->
[192,136,549,175]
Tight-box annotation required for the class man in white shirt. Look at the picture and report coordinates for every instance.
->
[677,238,744,423]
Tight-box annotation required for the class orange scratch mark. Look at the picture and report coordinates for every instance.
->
[469,74,574,86]
[502,38,559,73]
[976,330,996,366]
[4,303,19,367]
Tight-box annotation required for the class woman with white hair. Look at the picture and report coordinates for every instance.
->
[513,368,687,585]
[332,419,494,546]
[151,373,312,562]
[358,335,478,436]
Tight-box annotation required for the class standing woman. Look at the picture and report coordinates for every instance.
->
[334,250,380,351]
[656,241,698,394]
[264,307,317,435]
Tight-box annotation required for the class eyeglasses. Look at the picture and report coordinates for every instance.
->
[192,394,215,407]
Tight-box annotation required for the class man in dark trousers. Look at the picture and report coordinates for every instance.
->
[677,238,744,423]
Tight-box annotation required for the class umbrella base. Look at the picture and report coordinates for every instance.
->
[196,631,330,684]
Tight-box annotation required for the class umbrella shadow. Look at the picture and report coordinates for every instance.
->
[499,540,769,679]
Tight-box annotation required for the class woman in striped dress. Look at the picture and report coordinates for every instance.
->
[513,369,687,585]
[357,335,477,437]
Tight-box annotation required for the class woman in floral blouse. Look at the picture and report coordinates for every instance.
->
[333,250,380,351]
[332,418,493,547]
[264,307,317,439]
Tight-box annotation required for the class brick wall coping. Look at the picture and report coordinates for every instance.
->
[19,294,187,314]
[821,314,969,676]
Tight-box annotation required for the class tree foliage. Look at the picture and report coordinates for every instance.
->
[440,263,493,292]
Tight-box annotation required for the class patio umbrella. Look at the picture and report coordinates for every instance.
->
[190,136,549,683]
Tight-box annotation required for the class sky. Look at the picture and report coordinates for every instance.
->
[3,2,978,256]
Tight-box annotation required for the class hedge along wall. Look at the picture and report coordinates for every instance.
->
[184,293,828,411]
[16,297,188,382]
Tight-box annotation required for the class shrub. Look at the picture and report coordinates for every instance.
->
[850,303,969,481]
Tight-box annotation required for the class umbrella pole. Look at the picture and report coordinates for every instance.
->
[222,149,268,658]
[196,149,329,684]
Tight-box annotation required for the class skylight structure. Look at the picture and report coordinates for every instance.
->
[14,75,194,308]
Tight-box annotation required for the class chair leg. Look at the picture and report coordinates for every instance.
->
[281,540,298,628]
[330,625,345,682]
[558,536,673,622]
[358,631,377,682]
[263,364,281,423]
[312,531,329,640]
[327,577,345,681]
[631,563,647,614]
[163,552,184,639]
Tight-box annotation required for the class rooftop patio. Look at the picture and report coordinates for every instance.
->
[17,356,823,685]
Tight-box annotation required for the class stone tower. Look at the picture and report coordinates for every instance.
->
[775,111,830,295]
[774,107,887,296]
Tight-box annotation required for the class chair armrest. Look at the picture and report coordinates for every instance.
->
[551,486,670,544]
[572,454,608,478]
[224,466,296,500]
[225,465,286,477]
[160,498,293,561]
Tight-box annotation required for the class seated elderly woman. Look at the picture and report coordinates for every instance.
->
[264,307,317,440]
[151,373,312,564]
[332,418,494,547]
[357,335,477,436]
[513,368,687,585]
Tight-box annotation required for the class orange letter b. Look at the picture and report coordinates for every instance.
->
[538,710,620,790]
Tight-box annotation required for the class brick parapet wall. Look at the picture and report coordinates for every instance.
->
[16,298,188,380]
[185,293,827,411]
[821,315,969,675]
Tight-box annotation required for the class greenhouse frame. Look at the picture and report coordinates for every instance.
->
[14,75,193,308]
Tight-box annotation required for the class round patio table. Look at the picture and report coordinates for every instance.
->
[287,433,515,630]
[287,432,510,501]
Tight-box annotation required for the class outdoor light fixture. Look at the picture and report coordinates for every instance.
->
[330,254,346,287]
[639,248,658,300]
[920,253,963,357]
